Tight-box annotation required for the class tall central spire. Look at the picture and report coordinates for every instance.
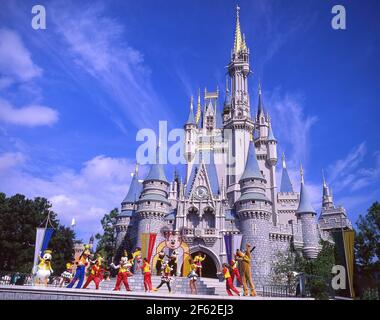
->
[234,5,243,53]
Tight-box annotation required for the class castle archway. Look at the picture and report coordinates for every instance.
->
[188,245,221,279]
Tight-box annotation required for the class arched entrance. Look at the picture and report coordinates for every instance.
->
[188,246,221,279]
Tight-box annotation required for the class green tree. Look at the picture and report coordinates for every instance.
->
[95,208,118,267]
[272,241,335,300]
[0,192,74,274]
[354,202,380,298]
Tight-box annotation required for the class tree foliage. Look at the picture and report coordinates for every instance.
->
[95,208,118,267]
[354,202,380,298]
[0,192,74,274]
[272,241,335,299]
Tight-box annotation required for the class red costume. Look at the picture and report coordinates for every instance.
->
[142,260,152,292]
[83,257,104,290]
[112,257,132,291]
[223,265,240,296]
[230,259,242,285]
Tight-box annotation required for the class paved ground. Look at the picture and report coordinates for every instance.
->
[0,285,313,300]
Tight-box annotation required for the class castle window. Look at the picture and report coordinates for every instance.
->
[160,202,163,206]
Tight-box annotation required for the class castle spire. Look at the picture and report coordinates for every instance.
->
[186,95,195,124]
[234,5,243,53]
[257,82,264,117]
[280,153,294,193]
[297,164,316,214]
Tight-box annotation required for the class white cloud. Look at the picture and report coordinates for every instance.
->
[0,154,139,239]
[0,28,42,88]
[50,2,172,130]
[0,98,59,127]
[0,152,26,171]
[268,89,318,165]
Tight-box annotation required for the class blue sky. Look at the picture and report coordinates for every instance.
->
[0,0,379,241]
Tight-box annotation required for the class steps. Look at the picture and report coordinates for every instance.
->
[84,275,216,295]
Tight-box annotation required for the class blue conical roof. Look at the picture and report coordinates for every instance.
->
[297,181,316,214]
[144,146,168,183]
[186,102,195,124]
[240,140,264,181]
[122,171,143,203]
[268,123,276,141]
[280,167,294,193]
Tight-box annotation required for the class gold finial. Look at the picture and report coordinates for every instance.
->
[234,5,243,53]
[250,129,253,142]
[195,88,201,124]
[300,164,304,184]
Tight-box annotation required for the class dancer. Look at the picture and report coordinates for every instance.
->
[153,262,172,293]
[155,250,166,276]
[34,250,53,286]
[83,256,104,290]
[222,263,240,296]
[67,245,91,288]
[230,258,242,286]
[142,258,153,292]
[59,262,74,287]
[236,243,257,296]
[168,251,178,276]
[132,247,142,273]
[193,252,206,277]
[188,259,198,295]
[111,256,132,291]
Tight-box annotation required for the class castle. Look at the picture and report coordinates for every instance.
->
[115,7,353,286]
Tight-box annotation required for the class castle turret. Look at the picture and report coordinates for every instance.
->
[115,164,142,252]
[296,165,319,259]
[136,144,170,248]
[235,138,272,285]
[256,84,269,139]
[322,170,333,209]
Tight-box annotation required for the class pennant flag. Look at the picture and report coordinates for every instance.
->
[147,233,157,263]
[232,234,243,257]
[224,234,232,262]
[41,228,54,254]
[343,230,355,298]
[33,228,46,273]
[140,233,157,263]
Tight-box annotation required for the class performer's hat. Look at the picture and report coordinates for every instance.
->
[44,250,52,254]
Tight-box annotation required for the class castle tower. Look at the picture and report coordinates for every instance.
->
[135,144,170,248]
[319,172,352,231]
[296,166,320,259]
[266,117,278,224]
[235,137,272,285]
[115,164,142,251]
[276,153,299,224]
[225,6,255,204]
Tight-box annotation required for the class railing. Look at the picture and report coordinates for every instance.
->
[261,284,294,297]
[0,271,63,287]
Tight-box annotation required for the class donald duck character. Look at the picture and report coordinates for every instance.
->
[34,250,53,286]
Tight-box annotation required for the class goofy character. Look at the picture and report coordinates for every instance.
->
[111,256,132,291]
[67,244,91,288]
[83,255,104,290]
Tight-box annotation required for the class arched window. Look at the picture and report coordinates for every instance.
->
[187,207,199,228]
[202,207,215,228]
